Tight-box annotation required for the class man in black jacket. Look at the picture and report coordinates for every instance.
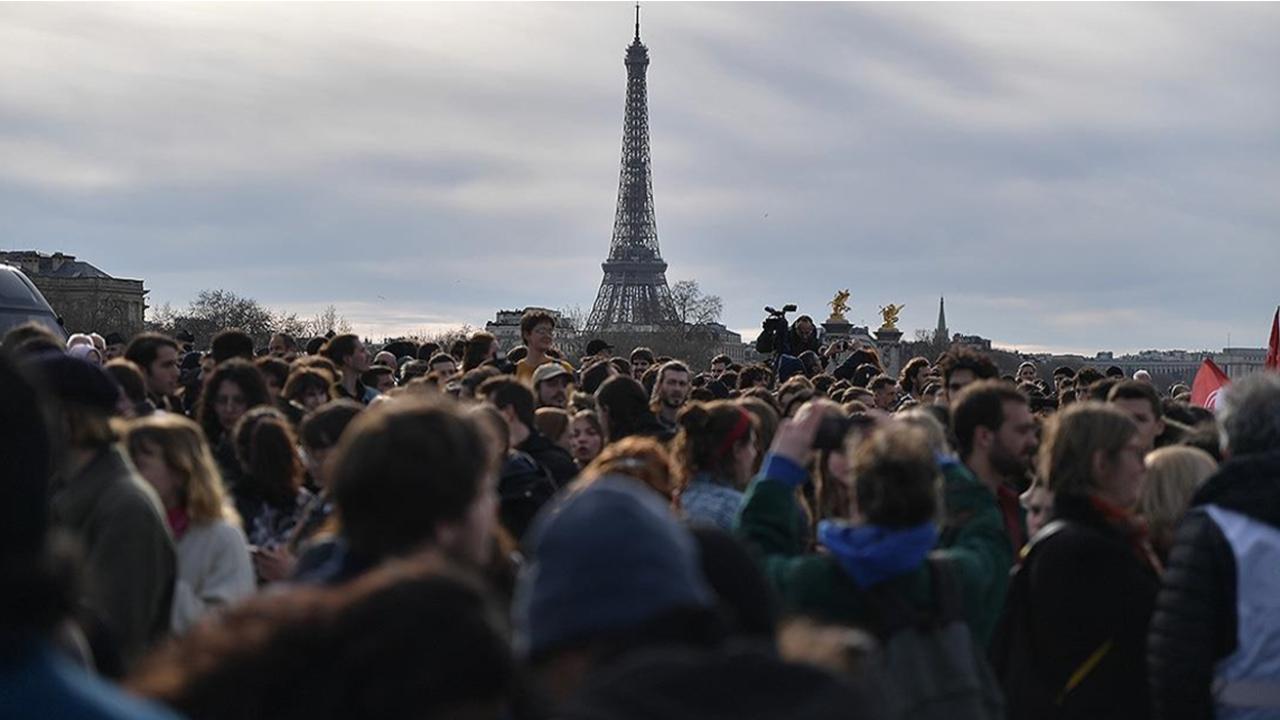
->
[478,376,577,486]
[1148,373,1280,719]
[788,315,822,356]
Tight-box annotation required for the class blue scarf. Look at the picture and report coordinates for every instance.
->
[817,520,939,588]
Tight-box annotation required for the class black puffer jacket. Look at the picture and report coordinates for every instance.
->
[1147,450,1280,720]
[994,493,1159,720]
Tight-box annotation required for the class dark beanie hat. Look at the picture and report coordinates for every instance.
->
[25,352,120,412]
[513,477,713,660]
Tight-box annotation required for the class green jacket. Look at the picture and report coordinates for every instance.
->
[735,455,1011,645]
[936,458,1015,645]
[50,445,176,670]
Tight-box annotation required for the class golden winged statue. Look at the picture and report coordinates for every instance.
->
[878,303,904,330]
[828,289,851,321]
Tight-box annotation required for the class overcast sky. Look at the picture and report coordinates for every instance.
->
[2,2,1277,354]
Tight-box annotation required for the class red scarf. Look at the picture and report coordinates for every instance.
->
[167,506,191,540]
[1088,495,1162,574]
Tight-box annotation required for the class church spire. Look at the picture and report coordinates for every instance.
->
[935,296,949,343]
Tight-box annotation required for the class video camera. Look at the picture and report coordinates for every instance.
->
[755,304,797,355]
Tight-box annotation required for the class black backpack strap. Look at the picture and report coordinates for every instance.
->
[1018,519,1069,566]
[990,519,1072,684]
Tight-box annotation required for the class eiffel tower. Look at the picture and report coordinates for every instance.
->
[585,5,679,332]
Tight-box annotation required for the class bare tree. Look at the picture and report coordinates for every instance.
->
[905,328,950,364]
[554,305,588,359]
[147,290,351,349]
[669,280,723,327]
[409,325,478,351]
[146,289,275,347]
[298,305,352,337]
[562,284,728,369]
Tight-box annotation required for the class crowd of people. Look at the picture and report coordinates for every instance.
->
[2,307,1278,720]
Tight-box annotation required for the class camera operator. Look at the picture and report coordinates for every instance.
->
[788,315,822,356]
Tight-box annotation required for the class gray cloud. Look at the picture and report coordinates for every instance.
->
[1,2,1276,354]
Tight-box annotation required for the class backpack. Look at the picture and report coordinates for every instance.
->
[866,554,1005,720]
[989,520,1071,717]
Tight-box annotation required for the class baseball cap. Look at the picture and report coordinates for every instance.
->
[532,362,571,386]
[586,339,614,356]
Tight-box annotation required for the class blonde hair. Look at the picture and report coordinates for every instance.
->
[1038,402,1137,498]
[1142,445,1216,546]
[126,413,234,525]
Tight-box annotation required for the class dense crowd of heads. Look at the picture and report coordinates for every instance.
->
[2,309,1279,720]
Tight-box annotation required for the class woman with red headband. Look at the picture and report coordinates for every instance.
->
[672,400,759,531]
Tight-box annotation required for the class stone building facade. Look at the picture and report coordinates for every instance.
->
[0,251,147,336]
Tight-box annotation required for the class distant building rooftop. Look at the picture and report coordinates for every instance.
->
[0,249,146,336]
[0,250,130,281]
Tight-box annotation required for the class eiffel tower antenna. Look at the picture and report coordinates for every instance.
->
[635,2,641,41]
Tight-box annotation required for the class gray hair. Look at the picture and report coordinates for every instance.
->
[1218,373,1280,456]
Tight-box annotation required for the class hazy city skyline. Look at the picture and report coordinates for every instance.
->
[2,3,1277,354]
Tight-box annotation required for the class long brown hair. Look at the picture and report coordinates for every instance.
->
[233,407,303,507]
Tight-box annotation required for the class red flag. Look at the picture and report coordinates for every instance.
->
[1191,359,1231,410]
[1267,307,1280,372]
